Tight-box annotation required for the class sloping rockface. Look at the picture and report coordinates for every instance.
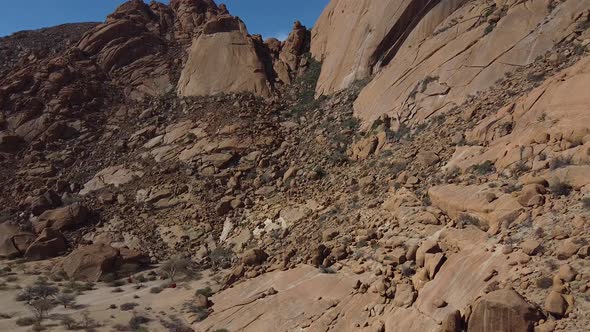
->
[311,0,463,96]
[312,0,590,127]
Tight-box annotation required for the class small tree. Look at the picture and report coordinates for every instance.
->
[160,256,190,283]
[55,293,76,309]
[29,299,56,323]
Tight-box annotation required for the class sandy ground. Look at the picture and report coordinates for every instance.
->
[0,259,222,331]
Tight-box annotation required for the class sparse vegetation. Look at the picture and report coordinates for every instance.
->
[318,265,336,274]
[290,56,324,117]
[471,160,495,175]
[29,299,56,323]
[16,316,36,326]
[209,248,234,269]
[582,197,590,210]
[549,156,571,170]
[120,302,139,311]
[129,313,150,330]
[457,214,489,231]
[160,256,191,282]
[55,293,77,308]
[195,287,213,297]
[550,181,572,197]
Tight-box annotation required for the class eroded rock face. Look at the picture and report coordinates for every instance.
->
[467,288,543,332]
[310,0,588,125]
[177,16,272,98]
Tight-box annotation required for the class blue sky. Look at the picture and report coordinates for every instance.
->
[0,0,330,39]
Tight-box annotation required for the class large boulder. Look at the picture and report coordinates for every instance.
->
[24,228,67,261]
[52,243,147,282]
[467,288,543,332]
[53,243,119,282]
[0,222,35,259]
[33,203,89,233]
[28,190,62,216]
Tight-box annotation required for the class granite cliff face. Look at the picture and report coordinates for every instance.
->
[1,1,590,331]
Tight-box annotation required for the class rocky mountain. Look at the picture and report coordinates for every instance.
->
[1,0,590,331]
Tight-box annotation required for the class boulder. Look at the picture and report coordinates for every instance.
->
[544,291,569,317]
[33,203,89,233]
[467,288,543,332]
[0,222,35,259]
[52,243,119,282]
[393,283,416,308]
[24,228,67,261]
[29,190,62,216]
[241,248,268,266]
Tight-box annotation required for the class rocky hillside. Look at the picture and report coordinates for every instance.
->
[1,0,590,331]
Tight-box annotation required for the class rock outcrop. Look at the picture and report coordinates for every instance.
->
[467,288,543,332]
[177,16,272,98]
[0,222,35,259]
[52,243,146,282]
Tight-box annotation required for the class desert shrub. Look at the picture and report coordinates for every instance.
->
[457,214,489,231]
[109,280,126,287]
[290,56,323,117]
[60,316,78,330]
[214,329,230,332]
[150,286,163,294]
[355,240,368,248]
[502,183,522,194]
[129,314,150,330]
[471,160,495,175]
[582,197,590,210]
[112,287,124,293]
[135,274,147,283]
[120,302,139,311]
[0,312,13,319]
[550,181,572,197]
[29,299,56,322]
[5,275,17,282]
[160,316,193,332]
[195,287,213,298]
[16,316,36,326]
[187,305,209,322]
[55,293,76,308]
[160,256,191,282]
[318,266,336,274]
[549,156,571,170]
[513,161,531,174]
[209,248,234,269]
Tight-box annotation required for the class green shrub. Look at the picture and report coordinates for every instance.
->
[195,287,213,298]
